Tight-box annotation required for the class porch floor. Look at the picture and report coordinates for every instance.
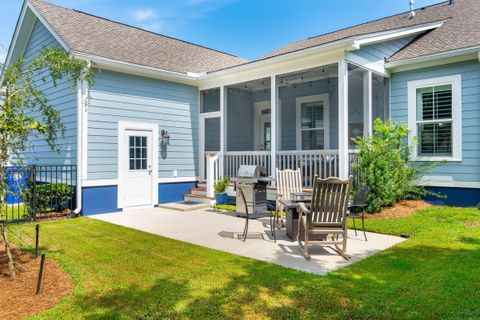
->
[90,207,404,275]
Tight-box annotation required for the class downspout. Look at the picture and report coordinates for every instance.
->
[74,79,83,215]
[74,62,90,215]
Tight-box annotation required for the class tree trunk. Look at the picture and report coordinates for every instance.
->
[0,223,16,278]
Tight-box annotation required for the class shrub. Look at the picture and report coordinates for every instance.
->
[352,119,430,213]
[27,183,74,213]
[213,176,230,194]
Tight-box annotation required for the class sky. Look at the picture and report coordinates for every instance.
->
[0,0,442,64]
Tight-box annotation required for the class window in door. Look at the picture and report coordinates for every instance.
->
[129,136,148,170]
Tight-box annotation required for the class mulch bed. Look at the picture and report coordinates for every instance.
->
[0,240,73,320]
[365,200,432,220]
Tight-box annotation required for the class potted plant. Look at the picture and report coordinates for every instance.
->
[214,176,230,205]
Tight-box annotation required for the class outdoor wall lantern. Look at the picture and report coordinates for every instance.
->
[161,130,170,145]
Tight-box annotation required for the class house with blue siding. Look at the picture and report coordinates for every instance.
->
[4,0,479,214]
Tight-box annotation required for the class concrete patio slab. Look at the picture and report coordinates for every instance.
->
[90,207,405,275]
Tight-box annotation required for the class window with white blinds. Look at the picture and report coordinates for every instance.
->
[416,85,453,156]
[408,75,462,161]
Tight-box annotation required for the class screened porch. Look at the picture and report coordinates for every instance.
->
[199,61,389,196]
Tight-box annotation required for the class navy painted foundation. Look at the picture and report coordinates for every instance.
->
[81,181,198,215]
[158,181,196,204]
[424,187,480,207]
[82,185,119,215]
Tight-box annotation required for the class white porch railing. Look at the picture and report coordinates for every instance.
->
[276,150,339,187]
[205,150,359,196]
[224,151,272,178]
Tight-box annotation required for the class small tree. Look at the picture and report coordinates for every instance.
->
[0,47,95,278]
[352,118,430,213]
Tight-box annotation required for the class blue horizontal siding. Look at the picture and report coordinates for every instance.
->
[21,19,77,166]
[87,70,199,180]
[390,60,480,185]
[348,35,416,66]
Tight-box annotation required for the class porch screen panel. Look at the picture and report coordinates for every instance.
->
[301,101,325,150]
[201,88,220,113]
[348,63,368,148]
[204,117,220,152]
[372,73,390,129]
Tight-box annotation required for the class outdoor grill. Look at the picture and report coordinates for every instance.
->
[232,165,273,217]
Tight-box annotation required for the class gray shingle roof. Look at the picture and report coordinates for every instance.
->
[30,0,248,74]
[30,0,480,74]
[262,0,480,63]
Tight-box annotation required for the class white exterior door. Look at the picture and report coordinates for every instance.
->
[254,101,272,151]
[118,122,159,210]
[122,129,154,208]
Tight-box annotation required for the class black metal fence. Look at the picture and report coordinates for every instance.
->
[0,165,77,223]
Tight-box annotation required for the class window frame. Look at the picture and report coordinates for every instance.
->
[295,94,330,150]
[408,74,462,162]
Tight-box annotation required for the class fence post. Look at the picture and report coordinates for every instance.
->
[32,165,37,221]
[35,224,40,259]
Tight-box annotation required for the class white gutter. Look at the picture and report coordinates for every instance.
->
[385,45,480,68]
[73,52,200,85]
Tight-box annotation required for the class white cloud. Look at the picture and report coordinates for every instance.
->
[140,21,167,33]
[130,8,158,23]
[0,53,6,65]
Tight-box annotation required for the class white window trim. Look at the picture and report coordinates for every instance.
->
[408,74,462,162]
[295,94,330,150]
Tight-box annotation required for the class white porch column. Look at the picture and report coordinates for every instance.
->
[199,114,205,180]
[363,70,373,137]
[219,85,226,176]
[270,75,277,180]
[338,60,349,179]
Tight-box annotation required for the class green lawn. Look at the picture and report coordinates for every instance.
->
[1,203,28,222]
[9,206,480,319]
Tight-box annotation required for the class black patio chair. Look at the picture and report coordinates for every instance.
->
[238,186,276,242]
[348,185,370,241]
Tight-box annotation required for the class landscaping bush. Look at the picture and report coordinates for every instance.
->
[28,183,74,213]
[353,119,430,213]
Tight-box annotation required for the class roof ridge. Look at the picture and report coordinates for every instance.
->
[304,0,449,42]
[30,0,248,61]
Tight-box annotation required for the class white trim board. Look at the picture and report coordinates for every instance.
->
[295,94,330,150]
[407,74,462,162]
[83,177,199,188]
[117,121,159,209]
[26,1,70,51]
